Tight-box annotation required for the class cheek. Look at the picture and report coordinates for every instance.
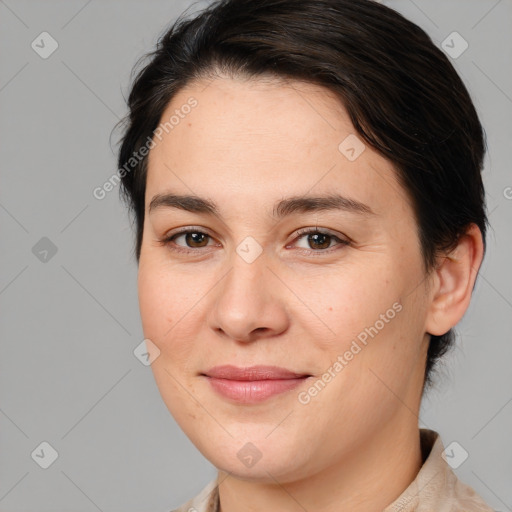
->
[138,260,231,382]
[295,261,401,352]
[298,260,423,399]
[137,264,196,357]
[329,284,427,417]
[138,266,203,420]
[138,266,168,337]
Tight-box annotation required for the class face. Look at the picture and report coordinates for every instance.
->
[138,76,432,483]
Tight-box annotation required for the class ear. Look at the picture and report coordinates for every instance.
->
[425,224,485,337]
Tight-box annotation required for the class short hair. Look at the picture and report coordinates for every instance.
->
[116,0,488,388]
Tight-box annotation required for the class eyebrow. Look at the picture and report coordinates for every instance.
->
[148,192,376,218]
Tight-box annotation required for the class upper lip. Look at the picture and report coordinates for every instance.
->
[202,365,310,381]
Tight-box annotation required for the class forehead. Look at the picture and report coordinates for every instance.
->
[145,76,410,220]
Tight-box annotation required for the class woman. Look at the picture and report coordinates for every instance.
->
[116,0,493,510]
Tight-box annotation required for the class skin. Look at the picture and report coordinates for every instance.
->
[137,75,484,512]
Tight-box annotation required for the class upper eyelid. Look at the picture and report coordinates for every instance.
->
[166,226,343,239]
[294,226,348,239]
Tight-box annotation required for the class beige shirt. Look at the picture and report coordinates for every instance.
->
[172,429,493,512]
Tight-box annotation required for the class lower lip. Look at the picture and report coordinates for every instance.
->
[204,376,309,403]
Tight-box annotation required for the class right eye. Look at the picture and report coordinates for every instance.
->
[157,227,221,255]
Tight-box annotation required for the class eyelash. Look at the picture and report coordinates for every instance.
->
[158,227,350,256]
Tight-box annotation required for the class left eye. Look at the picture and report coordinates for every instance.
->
[290,229,349,252]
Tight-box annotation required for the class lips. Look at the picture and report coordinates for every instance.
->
[201,365,311,403]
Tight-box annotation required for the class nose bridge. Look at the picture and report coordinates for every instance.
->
[221,246,270,311]
[223,232,270,293]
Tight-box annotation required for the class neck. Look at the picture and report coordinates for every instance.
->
[217,419,422,512]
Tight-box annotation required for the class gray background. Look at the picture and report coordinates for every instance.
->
[0,0,510,510]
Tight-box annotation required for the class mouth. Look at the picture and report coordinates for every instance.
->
[200,365,312,404]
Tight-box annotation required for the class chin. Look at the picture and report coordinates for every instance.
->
[192,430,311,482]
[216,453,305,483]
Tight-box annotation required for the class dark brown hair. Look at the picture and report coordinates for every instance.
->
[116,0,488,387]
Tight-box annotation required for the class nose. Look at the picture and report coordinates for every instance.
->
[207,251,289,343]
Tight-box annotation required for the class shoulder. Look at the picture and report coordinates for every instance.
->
[385,429,494,512]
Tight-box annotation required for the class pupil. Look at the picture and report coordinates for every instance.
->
[310,233,330,249]
[187,232,206,247]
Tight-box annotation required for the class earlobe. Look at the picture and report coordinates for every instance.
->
[425,224,484,337]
